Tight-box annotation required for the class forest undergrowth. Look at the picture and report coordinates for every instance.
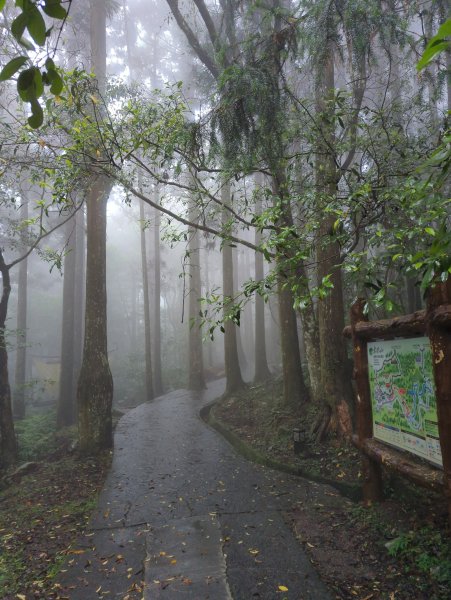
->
[211,380,451,600]
[0,412,110,599]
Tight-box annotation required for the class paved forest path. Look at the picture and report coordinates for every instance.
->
[58,381,334,599]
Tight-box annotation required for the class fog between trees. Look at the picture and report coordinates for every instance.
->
[0,0,449,463]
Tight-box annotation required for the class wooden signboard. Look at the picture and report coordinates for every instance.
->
[344,281,451,525]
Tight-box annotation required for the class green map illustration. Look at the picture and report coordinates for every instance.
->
[367,337,442,467]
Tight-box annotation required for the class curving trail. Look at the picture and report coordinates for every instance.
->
[57,381,333,599]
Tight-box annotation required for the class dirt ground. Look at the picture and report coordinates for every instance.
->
[0,442,110,599]
[212,379,451,600]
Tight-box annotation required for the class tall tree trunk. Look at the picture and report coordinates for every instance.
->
[152,196,163,395]
[221,182,244,393]
[78,175,114,452]
[277,280,309,409]
[314,41,353,439]
[203,242,214,370]
[188,199,206,390]
[78,0,114,453]
[72,207,85,406]
[253,186,271,383]
[57,219,77,427]
[13,200,28,419]
[295,259,321,404]
[271,168,310,407]
[232,248,248,374]
[0,252,18,467]
[140,199,154,400]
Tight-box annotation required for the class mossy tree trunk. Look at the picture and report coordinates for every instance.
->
[314,41,353,439]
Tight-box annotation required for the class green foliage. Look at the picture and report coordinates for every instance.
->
[387,528,451,587]
[0,0,70,128]
[417,19,451,71]
[14,410,58,461]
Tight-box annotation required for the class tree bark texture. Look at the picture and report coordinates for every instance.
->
[315,39,353,438]
[232,248,248,374]
[57,219,77,427]
[77,175,114,453]
[221,182,244,393]
[152,199,163,395]
[271,168,310,407]
[140,199,154,400]
[77,0,114,454]
[0,252,18,467]
[188,199,206,390]
[427,280,451,526]
[13,199,28,419]
[295,261,321,404]
[253,193,271,383]
[72,208,85,400]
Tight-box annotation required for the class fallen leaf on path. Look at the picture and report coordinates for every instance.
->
[278,585,289,592]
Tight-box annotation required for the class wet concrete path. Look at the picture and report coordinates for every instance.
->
[58,381,334,599]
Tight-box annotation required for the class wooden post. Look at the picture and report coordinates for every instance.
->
[427,280,451,526]
[350,299,384,503]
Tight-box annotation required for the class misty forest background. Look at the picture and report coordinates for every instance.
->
[0,0,449,467]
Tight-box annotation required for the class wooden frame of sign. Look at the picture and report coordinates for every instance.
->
[343,281,451,525]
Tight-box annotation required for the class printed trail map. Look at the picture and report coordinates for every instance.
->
[367,337,442,467]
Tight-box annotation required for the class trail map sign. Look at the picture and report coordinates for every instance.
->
[367,337,442,467]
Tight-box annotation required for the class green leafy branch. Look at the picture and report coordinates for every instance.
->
[0,0,70,128]
[417,18,451,71]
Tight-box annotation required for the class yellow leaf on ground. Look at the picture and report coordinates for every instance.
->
[278,585,289,592]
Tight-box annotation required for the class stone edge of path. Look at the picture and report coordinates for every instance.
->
[200,397,362,501]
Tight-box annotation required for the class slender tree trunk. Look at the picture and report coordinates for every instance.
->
[0,252,18,467]
[188,199,206,390]
[57,219,77,427]
[140,199,154,400]
[78,0,114,453]
[298,300,321,404]
[314,41,353,439]
[13,200,28,419]
[130,272,137,352]
[295,259,321,404]
[203,242,214,370]
[277,280,309,408]
[73,207,85,405]
[152,196,163,395]
[233,248,248,374]
[253,189,271,382]
[271,168,310,407]
[222,182,244,393]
